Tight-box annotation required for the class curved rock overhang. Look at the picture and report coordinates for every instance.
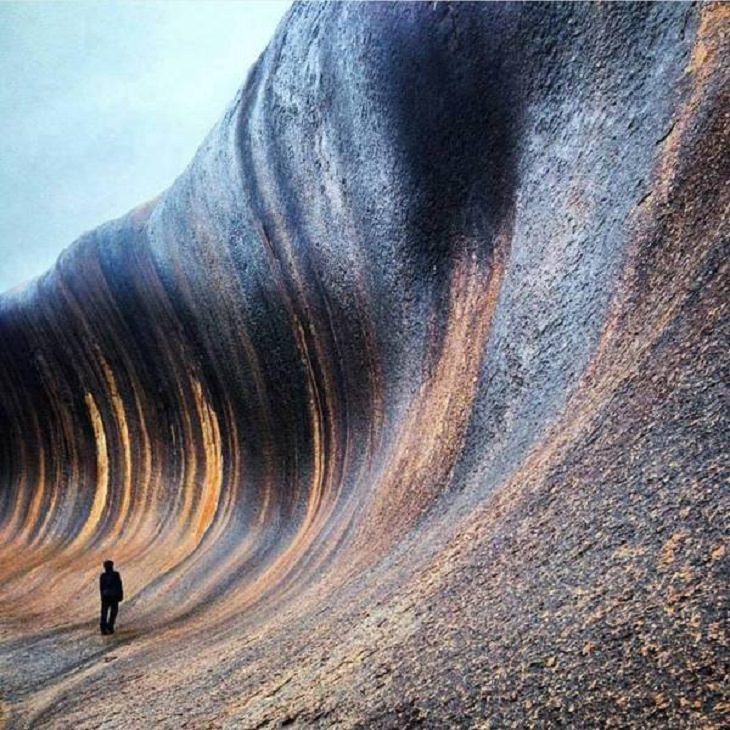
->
[0,3,727,727]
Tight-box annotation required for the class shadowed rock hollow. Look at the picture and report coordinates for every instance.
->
[0,2,728,728]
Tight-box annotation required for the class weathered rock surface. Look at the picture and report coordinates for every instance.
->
[0,2,728,727]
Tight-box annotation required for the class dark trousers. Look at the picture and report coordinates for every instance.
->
[100,598,119,632]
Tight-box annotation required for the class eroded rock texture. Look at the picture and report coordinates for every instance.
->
[0,2,728,727]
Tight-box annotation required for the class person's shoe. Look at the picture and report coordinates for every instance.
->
[108,626,115,634]
[100,627,109,635]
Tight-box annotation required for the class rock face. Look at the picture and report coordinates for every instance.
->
[0,3,727,727]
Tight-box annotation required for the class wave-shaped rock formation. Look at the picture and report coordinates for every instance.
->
[1,2,728,727]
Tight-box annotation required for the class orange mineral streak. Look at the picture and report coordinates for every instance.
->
[98,355,133,542]
[176,399,241,596]
[120,381,154,541]
[584,2,726,393]
[1,418,29,543]
[656,3,726,202]
[292,314,327,527]
[357,237,510,554]
[1,424,27,551]
[69,393,109,549]
[158,378,224,574]
[17,437,44,546]
[31,445,58,546]
[143,374,220,581]
[190,377,224,542]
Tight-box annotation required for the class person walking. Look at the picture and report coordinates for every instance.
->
[99,559,124,635]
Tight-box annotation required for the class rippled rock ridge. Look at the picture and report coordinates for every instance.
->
[1,3,728,727]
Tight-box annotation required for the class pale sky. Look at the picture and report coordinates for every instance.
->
[0,0,291,293]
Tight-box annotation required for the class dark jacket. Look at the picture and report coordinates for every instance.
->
[99,570,124,602]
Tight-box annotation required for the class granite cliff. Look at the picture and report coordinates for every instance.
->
[1,2,728,727]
